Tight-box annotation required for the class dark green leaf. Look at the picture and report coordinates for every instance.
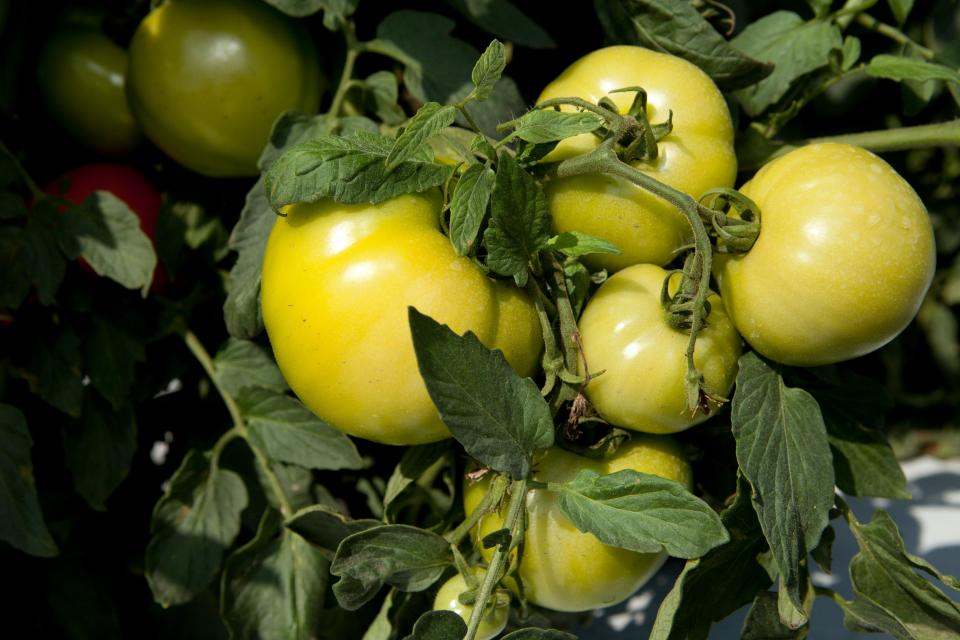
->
[510,109,604,143]
[259,0,325,17]
[408,308,554,479]
[402,610,466,640]
[387,103,458,169]
[261,0,357,27]
[238,386,363,471]
[650,475,771,640]
[450,163,495,255]
[383,442,450,513]
[331,524,452,610]
[450,0,555,49]
[265,132,455,208]
[502,630,578,640]
[0,191,28,219]
[65,192,157,292]
[222,510,328,640]
[146,450,249,606]
[811,524,835,575]
[0,404,58,557]
[732,12,843,116]
[224,178,274,339]
[22,202,67,304]
[742,591,806,639]
[0,226,31,308]
[866,54,960,84]
[285,505,381,560]
[843,509,960,637]
[469,40,506,102]
[593,0,774,91]
[454,77,528,140]
[85,314,144,410]
[213,338,288,398]
[256,462,316,512]
[63,395,137,511]
[484,152,551,287]
[555,469,728,557]
[28,326,83,416]
[888,0,915,24]
[731,353,834,621]
[362,72,408,125]
[547,231,620,257]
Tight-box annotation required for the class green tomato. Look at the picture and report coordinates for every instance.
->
[126,0,322,177]
[578,263,741,434]
[537,46,737,272]
[464,436,693,612]
[36,16,141,156]
[433,571,509,640]
[260,192,542,445]
[714,143,936,366]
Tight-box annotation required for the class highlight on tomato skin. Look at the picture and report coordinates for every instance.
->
[713,142,936,367]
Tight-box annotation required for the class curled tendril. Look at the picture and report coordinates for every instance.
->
[700,187,762,253]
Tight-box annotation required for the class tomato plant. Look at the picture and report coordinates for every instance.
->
[464,436,692,612]
[433,570,509,640]
[537,45,737,272]
[36,12,141,156]
[260,191,542,445]
[714,143,936,366]
[126,0,323,177]
[578,263,741,433]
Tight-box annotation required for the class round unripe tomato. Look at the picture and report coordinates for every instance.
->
[36,17,141,156]
[261,192,542,446]
[126,0,322,177]
[537,46,736,273]
[433,570,509,640]
[578,263,741,434]
[713,143,936,366]
[464,435,693,612]
[43,163,165,291]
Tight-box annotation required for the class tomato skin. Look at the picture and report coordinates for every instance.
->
[578,263,741,433]
[260,192,542,446]
[126,0,322,177]
[713,143,936,366]
[433,571,509,640]
[463,436,692,612]
[537,46,736,272]
[36,21,141,156]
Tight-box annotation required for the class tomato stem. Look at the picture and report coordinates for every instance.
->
[328,21,361,118]
[463,478,527,640]
[854,13,935,60]
[444,474,508,546]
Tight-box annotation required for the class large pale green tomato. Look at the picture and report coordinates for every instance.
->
[433,571,509,640]
[464,436,693,612]
[714,143,936,366]
[578,264,741,434]
[537,46,736,272]
[126,0,322,177]
[261,192,542,446]
[37,19,141,156]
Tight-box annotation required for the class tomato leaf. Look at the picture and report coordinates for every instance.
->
[237,387,363,471]
[145,450,249,607]
[742,591,806,639]
[408,308,554,480]
[265,132,455,208]
[284,505,380,560]
[402,610,466,640]
[221,510,328,640]
[63,394,137,512]
[888,0,916,25]
[0,404,58,557]
[510,109,604,143]
[0,226,32,309]
[213,338,288,399]
[731,353,835,623]
[501,630,578,640]
[452,0,555,50]
[331,524,452,610]
[26,326,83,417]
[21,201,67,305]
[866,54,960,85]
[387,102,458,170]
[839,509,960,636]
[731,11,843,116]
[450,163,495,255]
[84,314,145,410]
[64,191,157,294]
[554,468,728,557]
[224,178,273,339]
[361,72,408,125]
[484,152,551,287]
[546,231,621,257]
[650,475,771,640]
[383,442,451,515]
[469,40,506,103]
[593,0,774,91]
